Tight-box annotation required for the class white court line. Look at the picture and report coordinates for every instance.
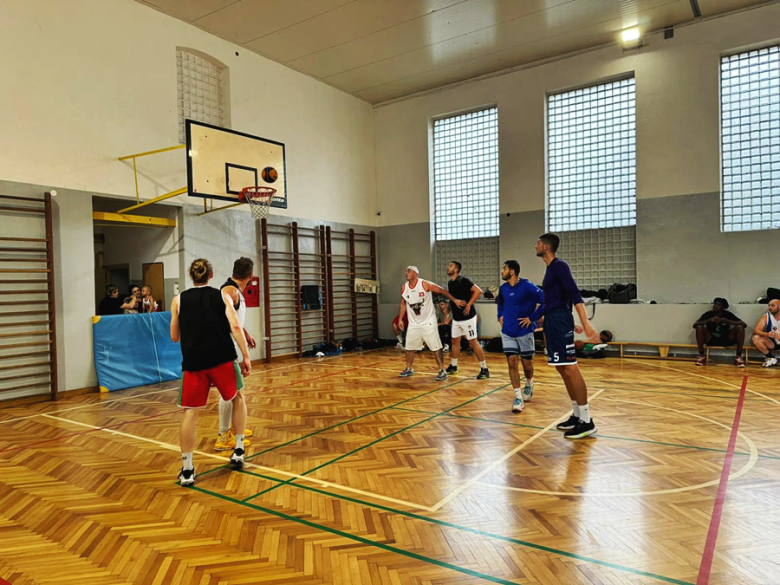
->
[0,354,367,426]
[635,360,780,407]
[428,388,607,512]
[41,413,433,512]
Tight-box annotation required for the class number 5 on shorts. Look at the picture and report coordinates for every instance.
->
[553,352,559,362]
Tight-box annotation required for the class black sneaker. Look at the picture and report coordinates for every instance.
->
[178,468,196,486]
[556,415,579,431]
[230,448,245,468]
[445,364,458,375]
[476,368,489,380]
[564,419,597,439]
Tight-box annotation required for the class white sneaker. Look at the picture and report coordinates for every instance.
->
[395,342,404,350]
[763,357,778,368]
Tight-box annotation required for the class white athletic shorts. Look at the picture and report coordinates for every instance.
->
[405,322,442,352]
[451,316,478,341]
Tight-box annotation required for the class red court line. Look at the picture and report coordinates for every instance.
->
[0,410,177,454]
[696,374,748,585]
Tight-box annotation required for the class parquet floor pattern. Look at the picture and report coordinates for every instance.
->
[1,350,779,584]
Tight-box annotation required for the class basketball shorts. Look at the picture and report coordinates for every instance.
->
[502,333,535,360]
[178,360,244,409]
[543,310,577,366]
[705,333,735,347]
[405,322,442,352]
[451,316,478,341]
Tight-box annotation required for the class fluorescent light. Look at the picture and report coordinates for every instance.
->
[621,27,641,43]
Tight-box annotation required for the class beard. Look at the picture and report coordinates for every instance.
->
[501,273,509,281]
[535,250,544,257]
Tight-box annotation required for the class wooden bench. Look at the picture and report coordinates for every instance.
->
[608,341,761,362]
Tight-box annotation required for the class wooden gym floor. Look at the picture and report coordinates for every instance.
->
[0,349,778,585]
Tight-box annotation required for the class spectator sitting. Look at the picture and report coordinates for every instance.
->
[693,297,746,367]
[751,298,780,368]
[124,285,142,314]
[437,297,452,352]
[98,284,136,316]
[141,285,159,313]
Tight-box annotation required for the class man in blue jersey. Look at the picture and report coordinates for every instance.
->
[497,260,544,414]
[536,233,600,439]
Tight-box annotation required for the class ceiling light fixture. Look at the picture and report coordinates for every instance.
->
[621,27,643,49]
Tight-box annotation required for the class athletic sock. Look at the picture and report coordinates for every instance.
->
[182,452,194,471]
[480,361,487,369]
[235,435,245,451]
[218,397,233,434]
[766,352,776,359]
[526,377,533,386]
[571,401,580,418]
[514,388,523,399]
[579,403,591,424]
[451,359,458,367]
[396,334,403,344]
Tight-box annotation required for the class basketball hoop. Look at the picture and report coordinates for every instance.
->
[239,186,276,219]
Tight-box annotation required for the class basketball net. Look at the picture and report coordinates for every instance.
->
[240,186,276,219]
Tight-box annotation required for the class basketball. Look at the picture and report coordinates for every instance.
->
[574,340,586,351]
[600,330,613,343]
[261,166,278,183]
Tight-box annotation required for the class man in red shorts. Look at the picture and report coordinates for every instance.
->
[170,258,252,486]
[392,312,409,349]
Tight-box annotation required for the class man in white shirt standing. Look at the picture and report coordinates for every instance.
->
[397,266,465,381]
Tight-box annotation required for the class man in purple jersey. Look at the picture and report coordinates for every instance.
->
[536,233,600,439]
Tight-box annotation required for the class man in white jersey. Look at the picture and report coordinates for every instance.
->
[752,299,780,368]
[215,258,257,451]
[397,266,465,381]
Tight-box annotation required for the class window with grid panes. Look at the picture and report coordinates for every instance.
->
[432,108,500,292]
[177,49,227,144]
[721,45,780,232]
[546,78,637,289]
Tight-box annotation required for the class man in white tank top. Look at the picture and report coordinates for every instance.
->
[752,298,780,368]
[215,258,257,451]
[397,266,466,381]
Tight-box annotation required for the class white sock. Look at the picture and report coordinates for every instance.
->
[235,434,245,451]
[579,403,591,424]
[218,397,233,434]
[182,452,194,471]
[571,401,580,418]
[514,388,523,399]
[527,377,533,386]
[396,334,403,343]
[480,361,487,368]
[451,358,458,366]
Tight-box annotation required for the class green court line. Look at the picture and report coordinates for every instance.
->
[193,473,693,585]
[390,406,780,461]
[242,383,511,503]
[199,375,478,480]
[190,484,521,585]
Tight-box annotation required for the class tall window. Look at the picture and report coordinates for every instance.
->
[176,49,228,144]
[546,78,637,289]
[721,45,780,232]
[432,108,499,290]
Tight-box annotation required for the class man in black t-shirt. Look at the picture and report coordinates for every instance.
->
[444,261,489,379]
[692,297,746,367]
[97,284,135,316]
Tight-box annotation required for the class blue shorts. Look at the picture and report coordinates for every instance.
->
[501,333,535,359]
[543,310,577,366]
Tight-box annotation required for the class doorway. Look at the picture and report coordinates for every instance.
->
[142,262,165,311]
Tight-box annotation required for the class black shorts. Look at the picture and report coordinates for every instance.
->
[706,334,734,347]
[543,310,577,366]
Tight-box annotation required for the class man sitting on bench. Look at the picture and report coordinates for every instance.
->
[693,297,746,367]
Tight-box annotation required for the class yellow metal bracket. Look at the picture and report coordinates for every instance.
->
[117,187,187,214]
[117,144,186,206]
[197,201,244,216]
[93,211,176,228]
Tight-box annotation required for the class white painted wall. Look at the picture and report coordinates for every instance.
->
[374,4,780,225]
[0,0,377,227]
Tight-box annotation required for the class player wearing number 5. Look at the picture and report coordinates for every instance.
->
[497,260,544,414]
[536,233,600,439]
